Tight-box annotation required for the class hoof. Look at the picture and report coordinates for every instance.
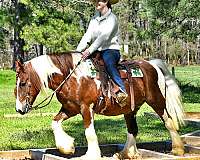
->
[58,144,75,155]
[171,148,184,156]
[113,151,142,160]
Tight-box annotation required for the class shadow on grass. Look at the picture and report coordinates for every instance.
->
[178,81,200,103]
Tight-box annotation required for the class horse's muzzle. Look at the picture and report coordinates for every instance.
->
[16,104,31,115]
[16,109,26,115]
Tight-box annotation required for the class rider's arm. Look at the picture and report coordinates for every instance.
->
[76,20,94,52]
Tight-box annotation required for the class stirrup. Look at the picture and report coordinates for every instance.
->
[116,92,128,107]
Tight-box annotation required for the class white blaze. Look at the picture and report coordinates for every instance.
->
[16,78,23,111]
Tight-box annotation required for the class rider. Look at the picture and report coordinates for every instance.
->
[76,0,127,106]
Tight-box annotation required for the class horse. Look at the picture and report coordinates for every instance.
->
[14,52,185,159]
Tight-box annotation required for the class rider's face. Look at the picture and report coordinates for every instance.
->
[95,0,108,12]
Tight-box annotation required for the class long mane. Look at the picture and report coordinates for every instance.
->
[26,53,74,91]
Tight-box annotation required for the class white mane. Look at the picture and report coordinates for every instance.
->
[30,55,62,90]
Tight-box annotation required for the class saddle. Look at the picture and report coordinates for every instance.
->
[89,51,140,110]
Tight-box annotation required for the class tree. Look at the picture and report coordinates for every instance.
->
[20,0,94,52]
[0,1,10,51]
[0,0,94,67]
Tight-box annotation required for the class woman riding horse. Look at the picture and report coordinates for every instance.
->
[76,0,128,106]
[15,53,185,159]
[14,1,185,159]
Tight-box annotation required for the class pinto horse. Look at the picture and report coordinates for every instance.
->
[14,52,185,159]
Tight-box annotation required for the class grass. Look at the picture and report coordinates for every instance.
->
[172,66,200,87]
[170,66,200,105]
[0,66,200,151]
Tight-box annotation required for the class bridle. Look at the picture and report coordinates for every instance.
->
[24,58,83,112]
[24,80,32,113]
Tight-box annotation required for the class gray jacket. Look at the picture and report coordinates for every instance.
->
[76,9,120,54]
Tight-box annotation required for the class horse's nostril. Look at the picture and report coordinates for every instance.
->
[16,109,26,115]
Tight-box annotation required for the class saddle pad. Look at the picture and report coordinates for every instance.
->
[120,68,143,78]
[86,59,97,78]
[131,68,143,77]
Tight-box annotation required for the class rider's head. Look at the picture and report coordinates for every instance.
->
[90,0,119,10]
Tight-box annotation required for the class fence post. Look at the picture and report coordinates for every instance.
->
[172,66,175,77]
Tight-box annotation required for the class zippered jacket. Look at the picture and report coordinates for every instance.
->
[76,9,120,54]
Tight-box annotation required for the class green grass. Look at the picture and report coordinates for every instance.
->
[172,66,200,87]
[0,67,200,151]
[170,66,200,104]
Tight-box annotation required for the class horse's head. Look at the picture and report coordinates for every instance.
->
[14,60,40,115]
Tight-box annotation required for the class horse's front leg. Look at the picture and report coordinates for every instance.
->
[52,110,75,154]
[81,103,101,160]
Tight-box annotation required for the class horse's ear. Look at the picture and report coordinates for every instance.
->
[15,60,24,73]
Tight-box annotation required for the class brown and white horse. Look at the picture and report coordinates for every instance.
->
[14,52,185,159]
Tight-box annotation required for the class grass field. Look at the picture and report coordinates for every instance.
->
[0,66,200,151]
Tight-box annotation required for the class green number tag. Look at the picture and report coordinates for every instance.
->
[91,68,97,78]
[131,68,143,77]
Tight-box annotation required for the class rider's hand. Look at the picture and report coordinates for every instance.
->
[81,49,90,60]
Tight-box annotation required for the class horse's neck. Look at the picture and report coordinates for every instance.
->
[71,53,82,65]
[29,55,65,91]
[71,53,97,79]
[30,53,96,92]
[43,53,82,91]
[25,62,43,92]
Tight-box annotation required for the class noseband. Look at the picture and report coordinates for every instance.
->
[23,77,34,113]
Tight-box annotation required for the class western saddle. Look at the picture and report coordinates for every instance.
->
[88,51,139,111]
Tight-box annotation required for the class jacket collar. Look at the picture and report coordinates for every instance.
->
[96,9,111,22]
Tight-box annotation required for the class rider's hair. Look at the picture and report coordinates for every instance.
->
[98,0,112,9]
[107,2,112,9]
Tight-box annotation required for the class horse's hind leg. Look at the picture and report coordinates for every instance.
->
[146,87,184,156]
[52,107,75,154]
[162,109,184,155]
[114,112,141,159]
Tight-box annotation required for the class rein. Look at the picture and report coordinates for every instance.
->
[29,58,83,111]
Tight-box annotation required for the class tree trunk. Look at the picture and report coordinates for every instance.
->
[12,0,24,69]
[39,44,43,55]
[156,34,162,58]
[164,40,167,62]
[186,41,190,66]
[196,36,200,64]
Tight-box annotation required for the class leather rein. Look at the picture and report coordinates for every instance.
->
[26,58,83,112]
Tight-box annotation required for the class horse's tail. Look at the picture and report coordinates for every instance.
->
[149,59,185,130]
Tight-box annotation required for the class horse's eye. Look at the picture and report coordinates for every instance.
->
[20,82,26,87]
